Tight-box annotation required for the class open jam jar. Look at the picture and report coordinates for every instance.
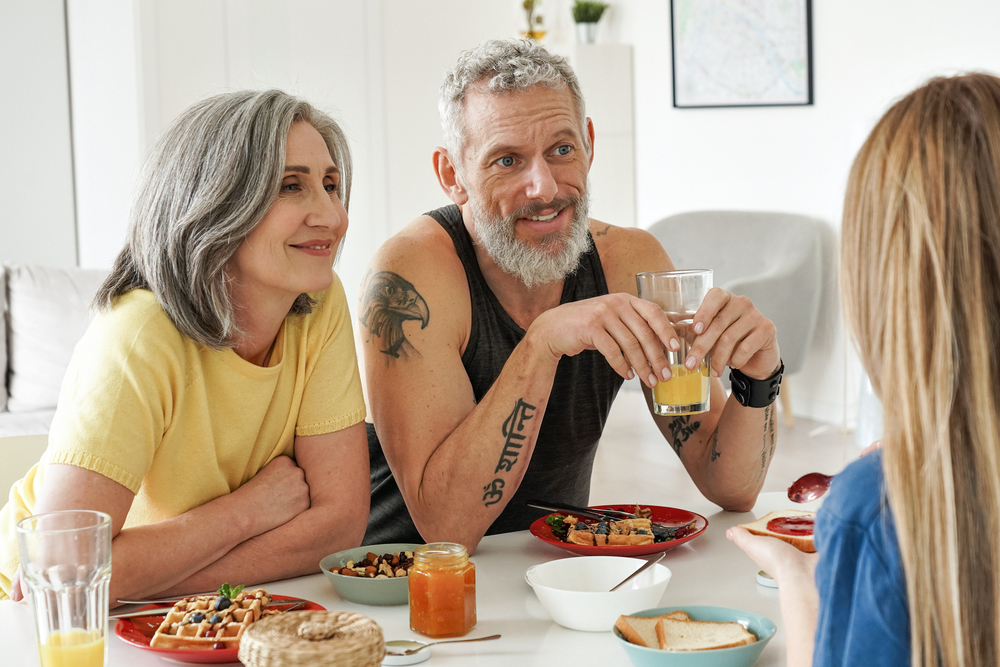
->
[408,542,476,638]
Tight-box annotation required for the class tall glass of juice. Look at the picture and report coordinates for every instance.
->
[16,510,112,667]
[636,269,713,415]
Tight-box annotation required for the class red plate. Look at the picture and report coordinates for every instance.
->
[114,595,325,664]
[529,504,708,556]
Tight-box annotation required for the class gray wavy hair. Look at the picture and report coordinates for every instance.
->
[439,38,589,171]
[94,89,353,349]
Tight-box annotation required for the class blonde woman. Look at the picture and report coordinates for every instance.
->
[728,73,1000,666]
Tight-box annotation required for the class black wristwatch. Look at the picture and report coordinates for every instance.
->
[729,361,784,408]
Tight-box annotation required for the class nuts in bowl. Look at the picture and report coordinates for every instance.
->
[326,550,414,579]
[320,543,422,606]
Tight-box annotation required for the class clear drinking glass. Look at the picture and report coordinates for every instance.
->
[636,269,713,415]
[16,510,112,667]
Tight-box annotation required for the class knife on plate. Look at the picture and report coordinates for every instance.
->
[110,599,306,620]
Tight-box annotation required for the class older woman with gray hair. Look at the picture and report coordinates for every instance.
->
[0,89,370,602]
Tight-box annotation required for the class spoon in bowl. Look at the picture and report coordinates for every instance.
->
[385,634,501,657]
[787,472,834,503]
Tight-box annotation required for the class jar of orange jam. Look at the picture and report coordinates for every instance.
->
[408,542,476,638]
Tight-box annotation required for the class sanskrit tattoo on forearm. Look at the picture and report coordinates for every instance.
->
[359,270,430,358]
[482,478,505,507]
[668,416,701,456]
[482,398,537,507]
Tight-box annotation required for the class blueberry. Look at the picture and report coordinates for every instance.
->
[190,613,205,624]
[636,529,649,535]
[214,596,231,611]
[209,614,223,624]
[596,521,609,535]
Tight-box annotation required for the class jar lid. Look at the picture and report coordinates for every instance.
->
[238,610,384,667]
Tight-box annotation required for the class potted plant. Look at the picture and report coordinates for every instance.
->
[522,0,547,42]
[572,1,608,44]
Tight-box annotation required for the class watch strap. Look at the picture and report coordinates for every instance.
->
[729,361,784,408]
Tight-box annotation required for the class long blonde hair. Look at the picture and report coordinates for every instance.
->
[842,73,1000,666]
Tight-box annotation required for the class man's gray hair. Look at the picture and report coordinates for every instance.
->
[439,38,589,170]
[94,89,352,349]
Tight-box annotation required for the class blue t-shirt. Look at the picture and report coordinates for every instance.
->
[813,450,910,667]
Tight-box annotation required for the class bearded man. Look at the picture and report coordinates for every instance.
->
[360,39,783,551]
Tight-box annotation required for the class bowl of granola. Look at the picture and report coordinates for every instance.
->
[320,543,421,606]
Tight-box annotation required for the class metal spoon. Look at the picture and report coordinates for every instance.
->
[609,553,666,592]
[385,634,501,657]
[787,472,834,503]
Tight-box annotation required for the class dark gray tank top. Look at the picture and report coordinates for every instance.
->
[364,204,623,544]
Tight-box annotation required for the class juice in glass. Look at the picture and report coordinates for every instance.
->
[653,361,710,415]
[409,542,476,638]
[38,629,105,667]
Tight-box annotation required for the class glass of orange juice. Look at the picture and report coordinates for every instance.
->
[16,510,112,667]
[636,269,713,415]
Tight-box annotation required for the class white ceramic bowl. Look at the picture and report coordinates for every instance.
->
[525,556,672,632]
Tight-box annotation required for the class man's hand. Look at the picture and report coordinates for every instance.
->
[230,455,310,536]
[529,293,677,388]
[684,288,780,381]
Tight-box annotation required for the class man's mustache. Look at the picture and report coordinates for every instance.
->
[507,196,584,222]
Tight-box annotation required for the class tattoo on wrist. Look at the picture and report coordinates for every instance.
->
[359,270,430,359]
[759,406,772,473]
[668,416,701,455]
[483,398,537,507]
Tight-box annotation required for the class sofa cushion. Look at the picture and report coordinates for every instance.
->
[1,267,7,412]
[6,265,109,413]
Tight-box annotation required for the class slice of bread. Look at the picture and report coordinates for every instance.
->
[615,610,691,647]
[738,509,816,553]
[655,616,756,651]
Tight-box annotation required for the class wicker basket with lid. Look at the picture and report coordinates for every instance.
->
[238,610,385,667]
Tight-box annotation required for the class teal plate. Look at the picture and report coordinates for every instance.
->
[613,605,776,667]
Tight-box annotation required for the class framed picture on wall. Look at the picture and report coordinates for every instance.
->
[670,0,813,108]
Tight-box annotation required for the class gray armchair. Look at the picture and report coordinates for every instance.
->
[645,211,827,426]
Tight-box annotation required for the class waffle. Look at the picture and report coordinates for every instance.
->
[150,588,278,650]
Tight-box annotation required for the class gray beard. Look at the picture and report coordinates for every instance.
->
[470,190,592,290]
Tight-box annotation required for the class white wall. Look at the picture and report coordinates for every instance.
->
[66,0,144,270]
[0,0,77,267]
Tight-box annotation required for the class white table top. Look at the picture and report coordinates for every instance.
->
[0,492,817,666]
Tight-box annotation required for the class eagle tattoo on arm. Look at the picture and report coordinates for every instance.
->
[361,271,431,358]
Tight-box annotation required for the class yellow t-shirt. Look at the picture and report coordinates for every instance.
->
[0,274,365,598]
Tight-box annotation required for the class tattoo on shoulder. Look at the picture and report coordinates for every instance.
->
[710,429,721,462]
[359,270,430,359]
[594,224,612,237]
[483,398,538,508]
[668,416,701,456]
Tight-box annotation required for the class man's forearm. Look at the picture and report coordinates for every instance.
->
[702,393,777,509]
[402,337,560,551]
